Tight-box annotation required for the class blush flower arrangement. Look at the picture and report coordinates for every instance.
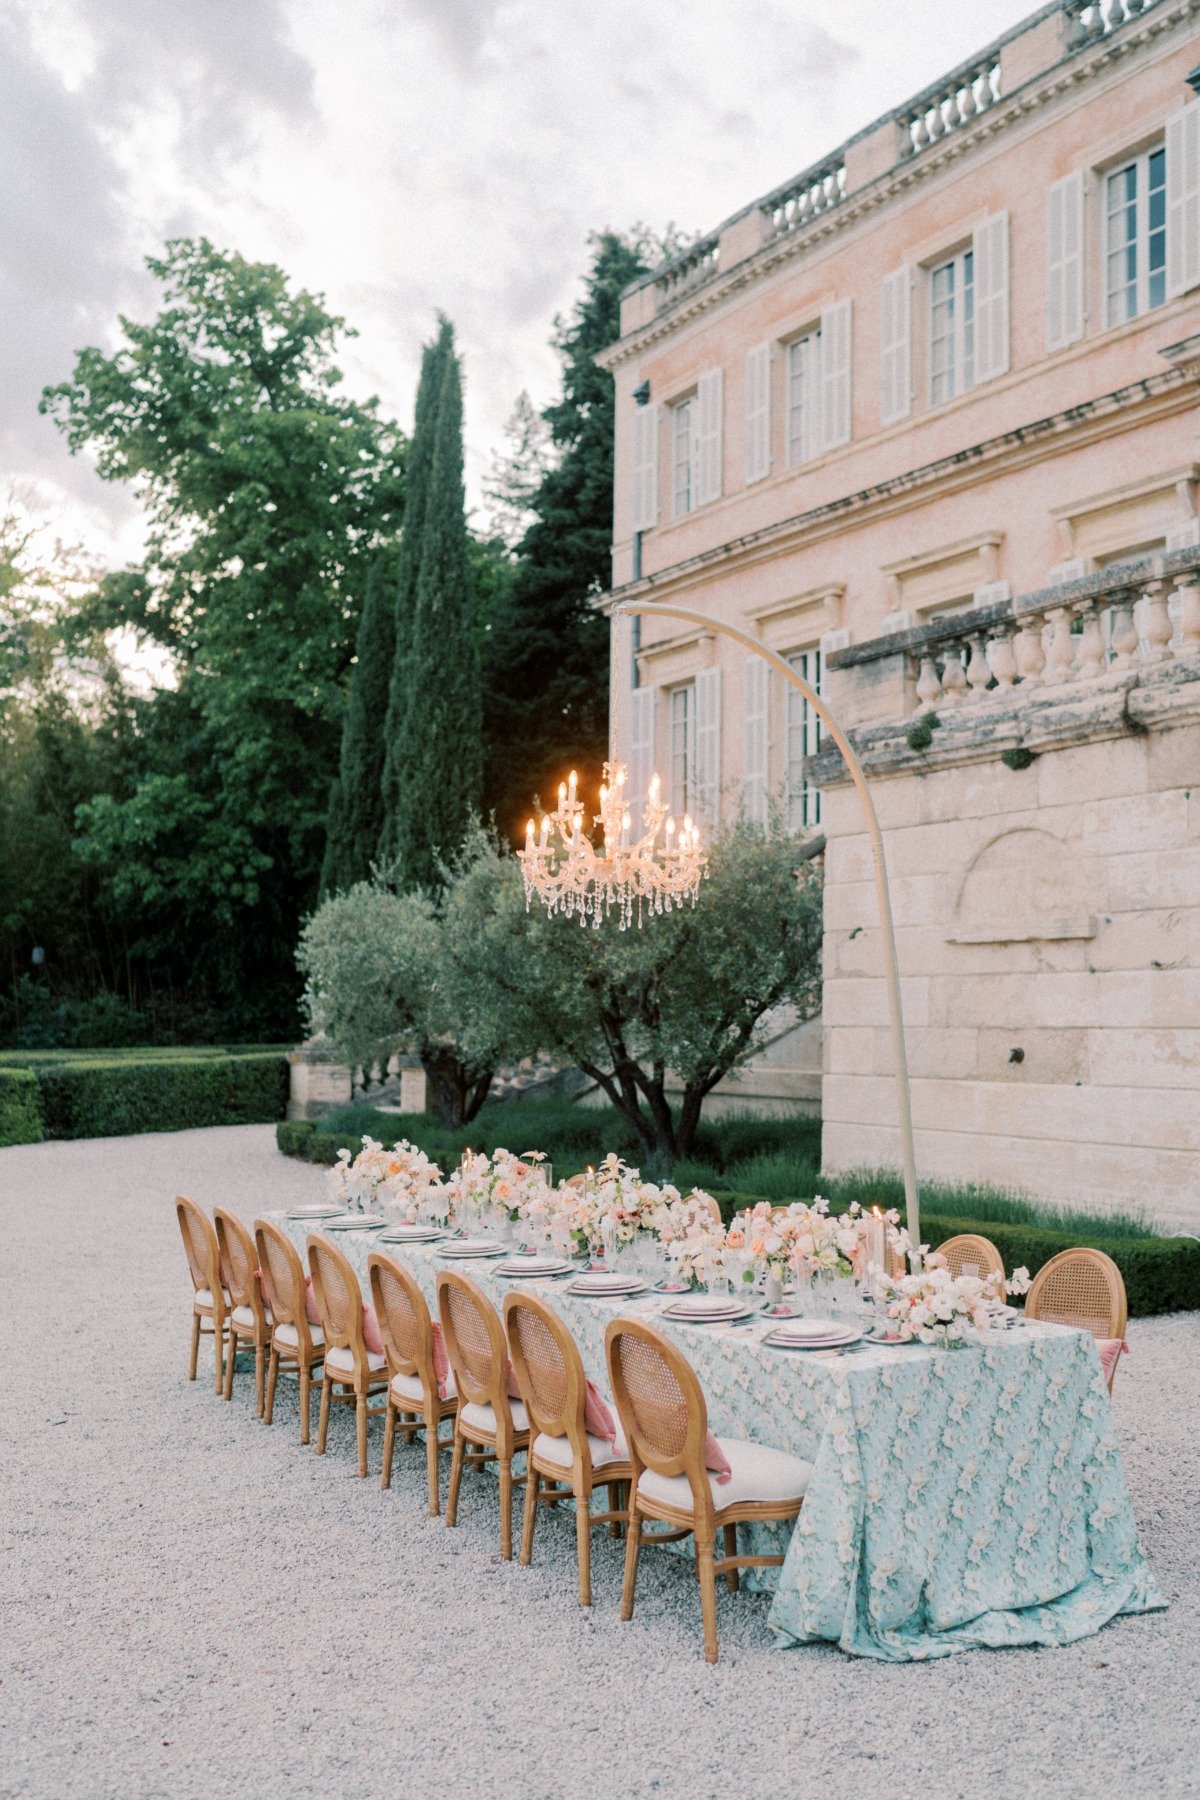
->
[879,1260,1031,1348]
[328,1135,447,1219]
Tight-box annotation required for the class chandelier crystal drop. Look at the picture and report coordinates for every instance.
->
[519,762,706,929]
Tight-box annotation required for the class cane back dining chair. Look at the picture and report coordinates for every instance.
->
[437,1271,530,1560]
[605,1318,811,1664]
[1024,1248,1129,1393]
[369,1250,458,1513]
[307,1235,390,1478]
[175,1195,228,1395]
[214,1207,272,1414]
[504,1291,632,1608]
[935,1233,1006,1285]
[254,1218,325,1445]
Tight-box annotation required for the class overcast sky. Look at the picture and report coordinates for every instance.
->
[3,0,1039,569]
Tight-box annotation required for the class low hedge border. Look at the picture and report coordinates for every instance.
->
[0,1068,43,1146]
[275,1124,1199,1319]
[2,1052,290,1142]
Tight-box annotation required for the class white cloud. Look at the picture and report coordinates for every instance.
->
[3,0,1040,566]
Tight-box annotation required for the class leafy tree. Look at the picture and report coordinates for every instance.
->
[320,550,397,896]
[39,239,406,1014]
[482,391,554,550]
[384,319,482,889]
[481,230,671,841]
[449,819,823,1162]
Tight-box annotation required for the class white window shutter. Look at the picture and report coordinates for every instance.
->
[819,299,852,452]
[693,667,722,826]
[631,403,658,532]
[1166,102,1200,300]
[693,369,724,506]
[744,343,771,484]
[973,211,1010,384]
[880,268,911,425]
[742,656,769,825]
[800,334,822,464]
[627,686,655,824]
[1045,172,1084,352]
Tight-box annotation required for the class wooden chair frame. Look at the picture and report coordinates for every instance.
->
[307,1235,389,1478]
[176,1195,228,1395]
[214,1206,272,1415]
[1025,1248,1128,1392]
[605,1317,804,1664]
[368,1251,459,1514]
[936,1232,1005,1285]
[436,1271,530,1560]
[254,1218,325,1445]
[503,1291,632,1607]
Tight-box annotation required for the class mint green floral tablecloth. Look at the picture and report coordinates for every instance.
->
[276,1216,1163,1662]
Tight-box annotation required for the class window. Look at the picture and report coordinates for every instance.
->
[786,330,821,466]
[672,399,694,518]
[786,648,823,829]
[930,250,974,405]
[669,683,695,816]
[1105,146,1166,326]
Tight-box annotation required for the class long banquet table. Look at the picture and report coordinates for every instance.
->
[277,1214,1163,1662]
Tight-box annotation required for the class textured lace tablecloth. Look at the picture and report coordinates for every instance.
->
[276,1215,1163,1661]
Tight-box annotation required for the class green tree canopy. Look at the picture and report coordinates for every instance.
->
[320,549,398,896]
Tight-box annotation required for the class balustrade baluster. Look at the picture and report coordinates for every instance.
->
[940,643,967,706]
[1045,605,1078,683]
[1140,578,1175,664]
[1109,592,1139,669]
[1013,612,1046,686]
[1176,574,1200,651]
[986,625,1018,688]
[915,653,944,712]
[1075,604,1106,681]
[966,632,993,698]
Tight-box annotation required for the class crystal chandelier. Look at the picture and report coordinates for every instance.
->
[520,762,706,928]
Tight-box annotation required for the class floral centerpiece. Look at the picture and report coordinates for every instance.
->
[328,1135,447,1221]
[544,1155,722,1271]
[879,1260,1030,1348]
[447,1148,551,1234]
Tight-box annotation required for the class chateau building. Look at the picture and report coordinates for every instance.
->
[598,0,1200,1219]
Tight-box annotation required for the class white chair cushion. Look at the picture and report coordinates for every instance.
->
[638,1438,811,1513]
[232,1303,272,1330]
[274,1321,324,1350]
[459,1398,529,1437]
[194,1287,230,1309]
[390,1368,457,1406]
[533,1424,628,1473]
[324,1345,386,1376]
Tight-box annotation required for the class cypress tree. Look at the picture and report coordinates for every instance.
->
[319,549,397,896]
[379,332,445,865]
[388,319,482,888]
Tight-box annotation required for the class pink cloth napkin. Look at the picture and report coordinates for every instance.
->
[1097,1337,1128,1385]
[362,1303,385,1356]
[583,1380,619,1449]
[705,1431,733,1485]
[303,1275,322,1326]
[430,1321,451,1399]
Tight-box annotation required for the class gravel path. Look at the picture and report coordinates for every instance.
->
[2,1124,1197,1799]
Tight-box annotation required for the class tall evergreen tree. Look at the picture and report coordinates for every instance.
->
[480,230,660,840]
[319,549,397,896]
[388,320,482,888]
[379,332,444,865]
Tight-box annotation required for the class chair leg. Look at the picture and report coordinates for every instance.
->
[499,1457,514,1561]
[445,1429,465,1528]
[575,1490,592,1608]
[381,1401,396,1491]
[697,1535,720,1665]
[424,1410,441,1516]
[607,1479,623,1538]
[723,1522,740,1592]
[212,1318,224,1396]
[300,1364,313,1447]
[620,1500,642,1622]
[315,1377,331,1455]
[264,1348,279,1425]
[223,1330,236,1402]
[520,1467,540,1566]
[255,1345,265,1417]
[188,1312,201,1381]
[356,1395,368,1478]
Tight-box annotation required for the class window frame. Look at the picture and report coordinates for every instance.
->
[671,397,694,520]
[785,646,823,831]
[928,246,975,407]
[668,681,695,818]
[1103,142,1167,328]
[785,326,821,468]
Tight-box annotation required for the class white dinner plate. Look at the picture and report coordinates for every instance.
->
[285,1204,341,1220]
[437,1240,506,1259]
[769,1317,848,1341]
[662,1300,757,1324]
[663,1294,747,1318]
[494,1256,573,1277]
[323,1213,387,1230]
[378,1227,445,1244]
[765,1326,863,1350]
[568,1274,647,1296]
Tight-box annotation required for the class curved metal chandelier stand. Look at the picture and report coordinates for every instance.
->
[613,599,920,1250]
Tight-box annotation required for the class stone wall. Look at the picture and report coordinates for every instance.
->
[816,556,1200,1232]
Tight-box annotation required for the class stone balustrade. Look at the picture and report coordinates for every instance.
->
[653,234,720,305]
[760,156,847,240]
[903,550,1200,717]
[1063,0,1163,46]
[895,53,1002,159]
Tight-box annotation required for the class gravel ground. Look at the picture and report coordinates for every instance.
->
[1,1124,1197,1800]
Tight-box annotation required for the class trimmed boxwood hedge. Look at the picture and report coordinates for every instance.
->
[0,1068,43,1146]
[11,1052,290,1141]
[711,1191,1200,1319]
